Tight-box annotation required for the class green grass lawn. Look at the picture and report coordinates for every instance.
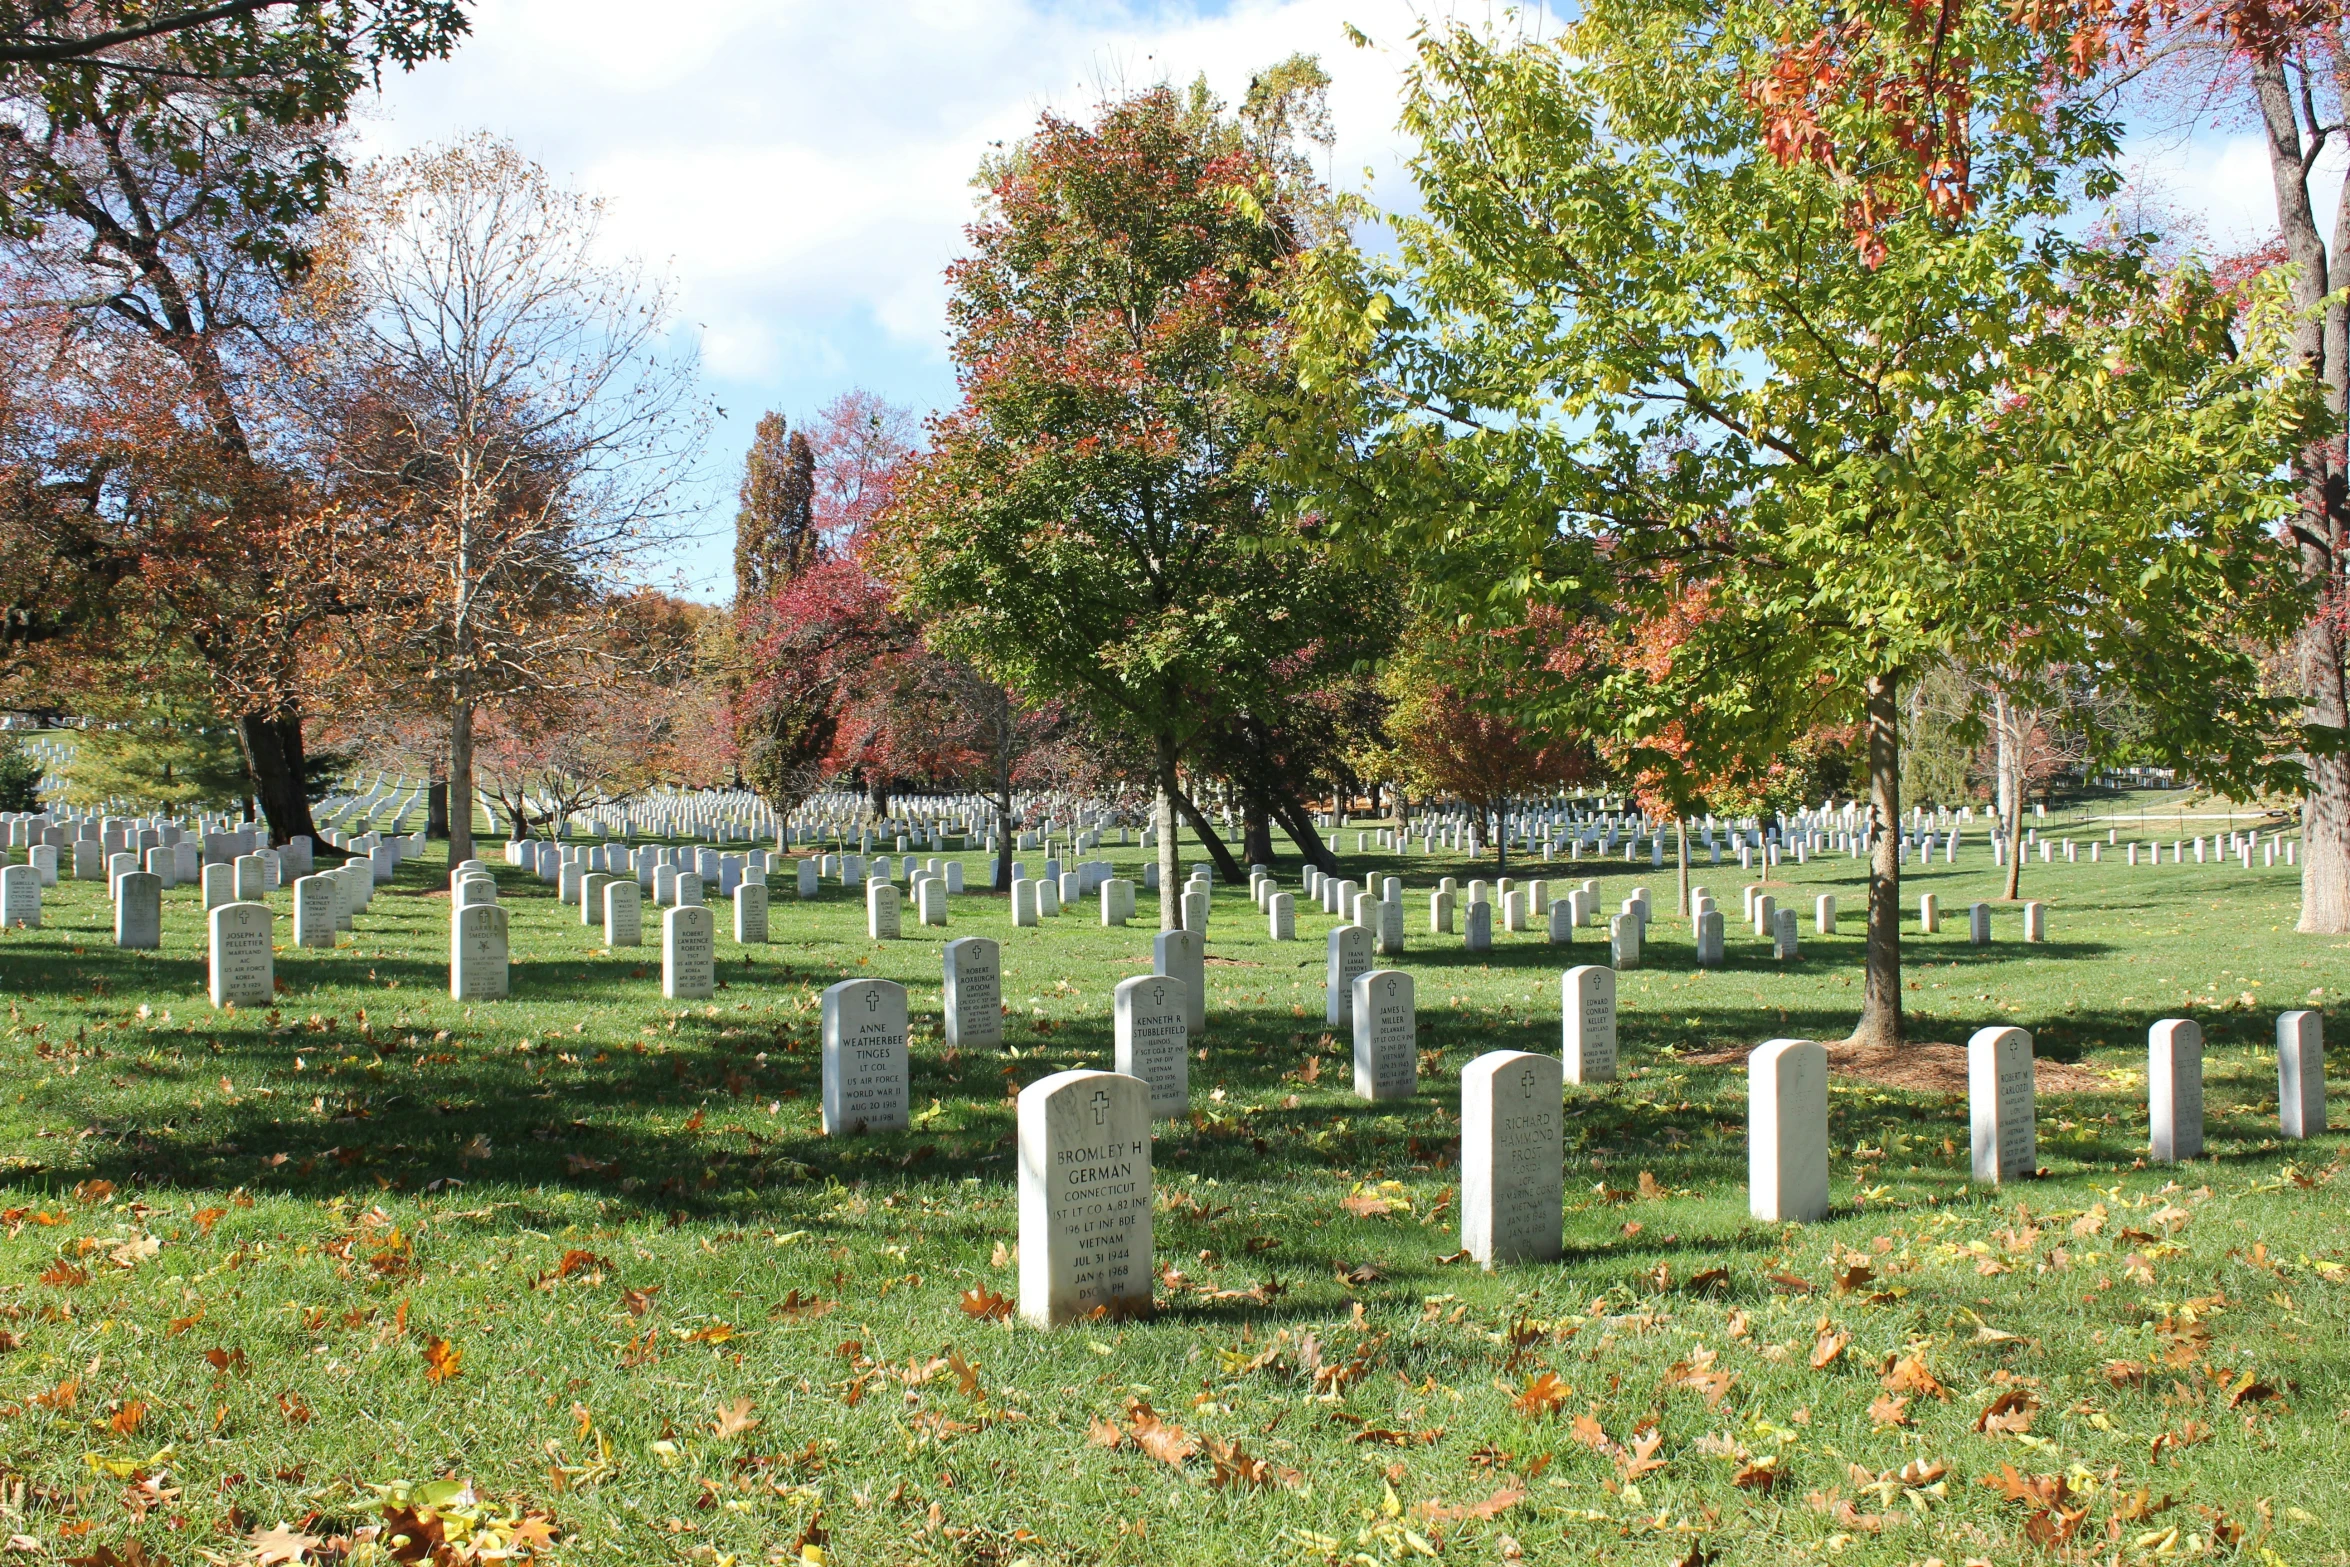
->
[0,807,2343,1566]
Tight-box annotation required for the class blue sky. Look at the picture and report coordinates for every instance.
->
[364,0,2312,601]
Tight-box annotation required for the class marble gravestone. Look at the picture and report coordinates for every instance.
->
[943,937,1002,1049]
[1374,897,1404,957]
[1561,964,1617,1084]
[798,859,820,899]
[1324,924,1372,1027]
[1114,973,1190,1118]
[1748,1038,1829,1222]
[580,872,611,926]
[604,877,643,947]
[293,873,338,948]
[1464,899,1492,953]
[662,905,716,1001]
[867,881,902,940]
[1352,968,1416,1102]
[207,902,274,1008]
[1966,1025,2035,1183]
[1154,928,1204,1039]
[202,862,233,910]
[1460,1049,1564,1267]
[1,864,38,928]
[1011,879,1039,927]
[734,882,770,944]
[450,905,511,1001]
[2278,1009,2325,1139]
[1017,1069,1153,1327]
[114,871,161,950]
[1268,891,1295,941]
[1696,909,1725,968]
[917,878,946,927]
[820,978,911,1135]
[2148,1017,2204,1163]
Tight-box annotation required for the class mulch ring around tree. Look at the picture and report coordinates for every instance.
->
[1676,1039,2115,1095]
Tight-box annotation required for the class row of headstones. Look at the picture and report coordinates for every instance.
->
[1016,1003,2331,1326]
[1995,832,2299,869]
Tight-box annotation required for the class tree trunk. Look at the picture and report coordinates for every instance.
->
[1675,820,1689,916]
[1155,734,1182,931]
[866,774,890,825]
[1242,788,1275,868]
[1849,669,1904,1049]
[2251,56,2350,932]
[447,700,476,864]
[239,708,319,847]
[1169,783,1244,882]
[1267,792,1340,875]
[427,780,449,841]
[2003,784,2027,903]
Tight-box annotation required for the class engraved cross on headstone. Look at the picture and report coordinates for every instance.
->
[1518,1065,1536,1099]
[1090,1089,1109,1126]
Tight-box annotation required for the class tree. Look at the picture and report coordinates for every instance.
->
[2075,4,2350,931]
[0,2,469,242]
[0,734,42,811]
[317,134,709,866]
[734,413,816,605]
[730,391,918,818]
[1384,614,1593,872]
[1288,3,2310,1046]
[0,99,359,843]
[879,63,1370,927]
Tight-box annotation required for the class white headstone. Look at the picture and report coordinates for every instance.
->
[1966,1025,2035,1183]
[1011,879,1039,927]
[2279,1010,2325,1138]
[1460,1049,1564,1267]
[114,871,161,949]
[1154,928,1204,1038]
[1373,897,1404,957]
[292,873,338,947]
[1351,969,1416,1102]
[2148,1017,2203,1163]
[1465,899,1492,952]
[943,937,1002,1049]
[1546,898,1573,944]
[1115,974,1189,1118]
[734,882,770,943]
[1748,1038,1828,1222]
[821,978,910,1134]
[1968,902,1991,945]
[867,881,901,939]
[674,870,704,908]
[207,903,274,1008]
[662,905,716,1000]
[1609,912,1640,968]
[1561,964,1617,1084]
[1696,909,1724,967]
[918,877,946,926]
[1815,894,1836,935]
[1324,924,1372,1026]
[0,864,39,928]
[1917,892,1939,934]
[797,859,819,899]
[605,877,643,946]
[2022,901,2046,942]
[451,904,510,1000]
[1268,891,1295,940]
[1017,1070,1153,1326]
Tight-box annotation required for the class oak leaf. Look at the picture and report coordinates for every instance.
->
[1512,1371,1570,1419]
[711,1397,759,1438]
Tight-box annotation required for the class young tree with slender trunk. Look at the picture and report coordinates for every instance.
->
[316,134,707,864]
[1288,3,2310,1047]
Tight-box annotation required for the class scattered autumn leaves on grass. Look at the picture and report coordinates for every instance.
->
[1089,1398,1301,1491]
[422,1337,464,1382]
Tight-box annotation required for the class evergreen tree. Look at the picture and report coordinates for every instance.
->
[733,414,818,604]
[0,738,44,813]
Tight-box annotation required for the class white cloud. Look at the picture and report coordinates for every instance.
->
[361,0,1514,590]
